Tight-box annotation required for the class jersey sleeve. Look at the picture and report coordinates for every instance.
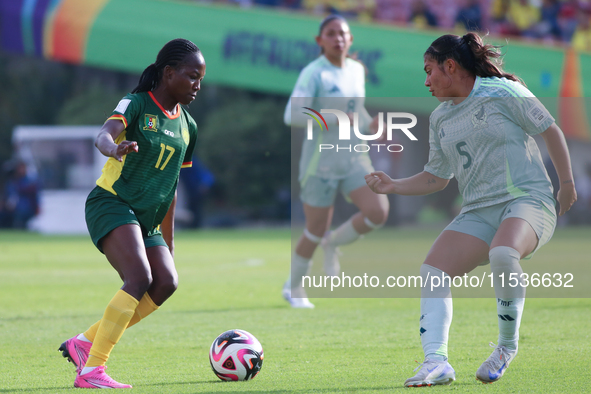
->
[423,119,454,179]
[182,115,198,168]
[107,93,141,130]
[284,66,319,127]
[511,97,555,136]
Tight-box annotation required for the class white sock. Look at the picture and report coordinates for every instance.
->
[76,333,92,343]
[326,218,361,246]
[285,253,312,292]
[490,246,524,351]
[363,216,384,229]
[80,366,97,375]
[420,264,452,362]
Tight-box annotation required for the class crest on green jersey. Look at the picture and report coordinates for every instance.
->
[182,128,190,145]
[143,114,158,132]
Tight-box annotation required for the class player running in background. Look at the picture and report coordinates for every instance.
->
[366,32,576,386]
[59,38,204,388]
[283,14,389,308]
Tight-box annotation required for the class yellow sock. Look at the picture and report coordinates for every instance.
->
[128,293,159,327]
[83,293,159,342]
[85,289,139,367]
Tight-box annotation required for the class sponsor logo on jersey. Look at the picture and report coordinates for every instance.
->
[471,105,488,130]
[143,114,158,132]
[182,128,190,145]
[164,129,175,137]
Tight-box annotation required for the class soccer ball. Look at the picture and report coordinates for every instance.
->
[209,329,264,381]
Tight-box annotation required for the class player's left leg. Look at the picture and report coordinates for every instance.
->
[144,245,178,305]
[321,185,389,276]
[476,217,538,383]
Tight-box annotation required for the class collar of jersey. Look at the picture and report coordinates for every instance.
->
[446,75,481,109]
[148,91,181,119]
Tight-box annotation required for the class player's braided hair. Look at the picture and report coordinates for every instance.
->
[424,33,524,85]
[132,38,201,93]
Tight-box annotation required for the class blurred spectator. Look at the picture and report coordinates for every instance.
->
[490,0,510,23]
[302,0,331,15]
[527,0,562,40]
[281,0,302,8]
[300,0,375,20]
[408,0,438,28]
[254,0,282,6]
[179,156,215,228]
[558,0,579,41]
[194,0,591,49]
[347,0,377,23]
[455,0,483,31]
[506,0,541,37]
[0,159,41,229]
[571,7,591,52]
[374,0,411,24]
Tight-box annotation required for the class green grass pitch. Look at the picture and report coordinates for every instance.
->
[1,227,590,393]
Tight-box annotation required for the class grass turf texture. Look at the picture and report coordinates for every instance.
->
[0,227,590,393]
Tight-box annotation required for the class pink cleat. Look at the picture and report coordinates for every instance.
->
[74,366,132,389]
[59,335,92,373]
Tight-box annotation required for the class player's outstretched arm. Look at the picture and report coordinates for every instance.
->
[540,123,577,216]
[365,171,449,196]
[95,119,138,162]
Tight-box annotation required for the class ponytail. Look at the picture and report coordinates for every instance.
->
[132,64,159,94]
[425,32,524,86]
[132,38,201,94]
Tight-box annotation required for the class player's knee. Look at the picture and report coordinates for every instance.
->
[159,272,179,298]
[126,272,153,296]
[489,246,521,269]
[364,208,388,228]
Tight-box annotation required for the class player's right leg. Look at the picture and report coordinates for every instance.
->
[283,204,333,309]
[405,229,489,387]
[73,224,152,388]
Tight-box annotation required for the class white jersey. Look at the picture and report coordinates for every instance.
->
[424,76,556,213]
[285,55,373,183]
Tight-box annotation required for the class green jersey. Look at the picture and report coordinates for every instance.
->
[96,91,198,233]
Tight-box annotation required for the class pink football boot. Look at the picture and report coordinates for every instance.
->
[59,335,92,373]
[74,366,132,389]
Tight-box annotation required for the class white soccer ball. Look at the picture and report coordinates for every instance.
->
[209,329,264,381]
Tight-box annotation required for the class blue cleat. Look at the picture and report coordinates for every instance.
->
[404,358,456,387]
[476,342,517,383]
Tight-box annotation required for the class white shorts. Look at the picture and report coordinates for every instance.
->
[444,196,556,261]
[299,171,370,208]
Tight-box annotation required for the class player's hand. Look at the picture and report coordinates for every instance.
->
[557,181,577,216]
[112,141,138,162]
[365,171,396,194]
